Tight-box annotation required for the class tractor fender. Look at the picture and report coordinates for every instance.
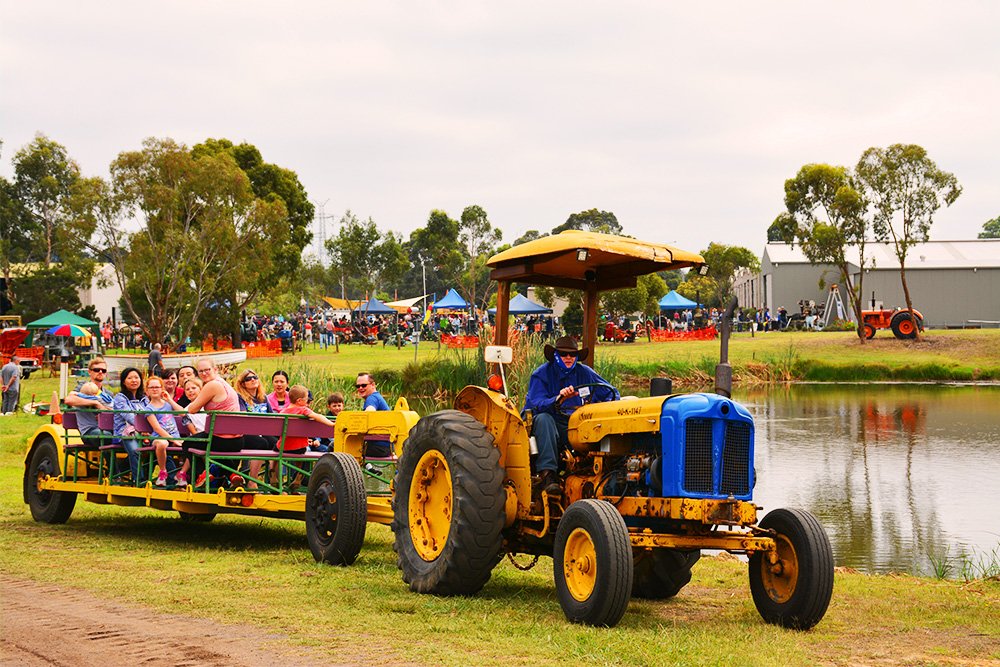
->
[453,385,532,522]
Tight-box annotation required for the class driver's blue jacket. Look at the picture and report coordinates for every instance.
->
[523,358,618,416]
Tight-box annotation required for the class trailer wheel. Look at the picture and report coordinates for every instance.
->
[25,437,76,524]
[392,410,504,596]
[632,548,701,599]
[863,324,876,339]
[890,313,920,339]
[554,499,633,627]
[306,452,367,566]
[749,508,833,630]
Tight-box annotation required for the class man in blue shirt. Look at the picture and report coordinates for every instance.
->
[356,372,390,411]
[63,356,114,445]
[524,336,618,495]
[356,372,391,458]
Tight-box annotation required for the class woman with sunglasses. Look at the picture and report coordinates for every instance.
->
[233,369,278,486]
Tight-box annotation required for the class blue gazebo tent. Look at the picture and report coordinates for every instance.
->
[488,293,553,315]
[431,288,471,311]
[352,298,397,315]
[658,291,699,310]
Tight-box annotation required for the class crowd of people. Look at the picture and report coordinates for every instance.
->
[63,356,392,490]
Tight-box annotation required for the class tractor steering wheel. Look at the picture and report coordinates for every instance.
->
[560,382,619,413]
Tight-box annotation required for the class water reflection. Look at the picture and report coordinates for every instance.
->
[740,384,1000,575]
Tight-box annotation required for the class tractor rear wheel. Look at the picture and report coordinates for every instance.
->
[392,410,504,595]
[864,324,876,339]
[749,508,833,629]
[890,313,920,339]
[25,437,76,524]
[554,499,633,627]
[631,548,701,599]
[306,452,368,565]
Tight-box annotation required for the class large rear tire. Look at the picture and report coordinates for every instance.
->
[25,437,76,524]
[631,548,700,599]
[554,499,633,627]
[306,452,368,566]
[749,508,834,630]
[890,313,920,339]
[392,410,504,596]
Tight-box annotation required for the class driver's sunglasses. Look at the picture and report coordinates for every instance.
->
[558,351,578,358]
[355,383,369,389]
[91,367,108,374]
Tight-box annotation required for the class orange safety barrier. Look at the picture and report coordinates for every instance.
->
[649,324,717,342]
[242,339,282,358]
[14,346,44,362]
[441,333,480,349]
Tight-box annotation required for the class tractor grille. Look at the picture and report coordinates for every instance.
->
[683,419,714,494]
[721,421,751,496]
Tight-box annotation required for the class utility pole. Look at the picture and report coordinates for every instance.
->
[312,199,333,265]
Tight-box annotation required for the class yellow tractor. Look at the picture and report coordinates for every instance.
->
[390,230,834,628]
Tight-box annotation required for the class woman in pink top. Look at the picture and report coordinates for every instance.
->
[174,359,245,488]
[266,370,291,412]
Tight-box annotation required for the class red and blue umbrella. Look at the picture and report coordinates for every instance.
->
[46,323,90,337]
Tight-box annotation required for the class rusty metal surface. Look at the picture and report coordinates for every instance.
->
[629,531,775,553]
[607,496,759,525]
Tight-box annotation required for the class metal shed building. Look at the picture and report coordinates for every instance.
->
[756,240,1000,327]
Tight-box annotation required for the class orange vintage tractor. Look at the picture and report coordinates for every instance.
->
[861,294,923,340]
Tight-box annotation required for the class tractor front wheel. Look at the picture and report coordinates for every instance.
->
[306,452,368,565]
[25,437,76,524]
[864,324,876,339]
[392,410,505,595]
[554,499,633,627]
[749,508,833,629]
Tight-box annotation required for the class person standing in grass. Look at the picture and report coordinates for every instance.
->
[1,354,20,415]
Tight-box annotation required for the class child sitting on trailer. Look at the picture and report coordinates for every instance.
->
[179,378,207,435]
[312,392,344,453]
[77,382,101,400]
[143,375,183,487]
[278,385,335,454]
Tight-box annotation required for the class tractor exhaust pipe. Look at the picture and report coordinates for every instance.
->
[715,296,738,398]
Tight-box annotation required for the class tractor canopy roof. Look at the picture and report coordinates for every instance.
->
[487,230,705,291]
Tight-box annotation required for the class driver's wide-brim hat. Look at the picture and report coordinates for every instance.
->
[544,336,589,364]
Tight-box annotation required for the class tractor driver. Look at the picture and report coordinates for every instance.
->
[523,336,619,495]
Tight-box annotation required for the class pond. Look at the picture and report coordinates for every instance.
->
[739,383,1000,576]
[419,383,1000,576]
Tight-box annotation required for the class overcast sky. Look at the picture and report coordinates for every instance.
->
[2,2,997,260]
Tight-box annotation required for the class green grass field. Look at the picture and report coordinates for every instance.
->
[3,406,997,665]
[5,330,1000,665]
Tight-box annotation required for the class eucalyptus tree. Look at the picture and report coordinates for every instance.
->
[325,211,409,301]
[856,144,961,339]
[978,216,1000,239]
[772,163,870,340]
[94,137,288,344]
[458,204,502,310]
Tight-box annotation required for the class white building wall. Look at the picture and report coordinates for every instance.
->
[77,263,122,323]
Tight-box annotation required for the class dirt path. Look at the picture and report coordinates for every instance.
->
[0,576,388,667]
